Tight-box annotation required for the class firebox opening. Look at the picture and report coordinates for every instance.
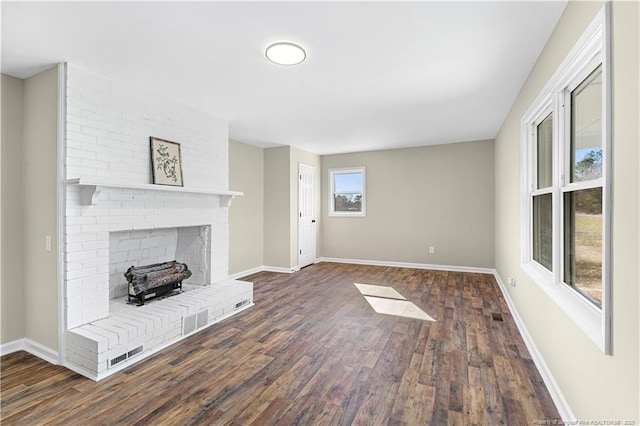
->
[109,225,212,302]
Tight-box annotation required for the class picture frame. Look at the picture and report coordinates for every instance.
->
[150,137,184,186]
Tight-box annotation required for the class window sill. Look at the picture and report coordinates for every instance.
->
[328,212,366,218]
[521,261,607,354]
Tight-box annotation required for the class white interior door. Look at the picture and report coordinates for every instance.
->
[298,163,316,268]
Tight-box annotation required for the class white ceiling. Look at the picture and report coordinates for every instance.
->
[1,1,566,155]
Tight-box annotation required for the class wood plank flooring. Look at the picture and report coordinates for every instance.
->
[1,262,560,425]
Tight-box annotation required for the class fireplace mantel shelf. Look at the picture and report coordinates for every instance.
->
[65,178,243,206]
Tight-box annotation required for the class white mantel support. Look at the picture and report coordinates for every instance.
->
[65,178,243,207]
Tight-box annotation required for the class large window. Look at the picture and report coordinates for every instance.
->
[328,167,366,217]
[521,6,610,353]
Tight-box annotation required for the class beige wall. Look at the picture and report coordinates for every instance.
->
[263,146,291,268]
[22,67,59,351]
[1,74,26,344]
[229,140,264,274]
[246,145,321,271]
[321,140,495,268]
[494,1,639,420]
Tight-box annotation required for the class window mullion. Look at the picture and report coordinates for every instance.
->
[531,188,553,197]
[561,179,603,193]
[561,89,572,190]
[558,88,569,291]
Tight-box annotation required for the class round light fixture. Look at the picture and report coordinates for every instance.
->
[265,41,306,66]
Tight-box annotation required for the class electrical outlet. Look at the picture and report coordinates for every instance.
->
[508,277,516,287]
[428,246,435,254]
[45,235,52,252]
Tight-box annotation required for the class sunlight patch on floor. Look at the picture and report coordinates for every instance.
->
[354,283,406,300]
[353,283,435,321]
[363,296,435,321]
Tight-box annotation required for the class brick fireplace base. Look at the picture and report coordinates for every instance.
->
[66,279,253,381]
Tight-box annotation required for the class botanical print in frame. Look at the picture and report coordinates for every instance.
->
[150,137,183,186]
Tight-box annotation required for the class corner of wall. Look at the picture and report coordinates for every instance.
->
[1,73,26,345]
[22,66,60,351]
[228,140,265,274]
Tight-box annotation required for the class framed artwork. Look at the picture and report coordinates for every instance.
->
[150,137,183,186]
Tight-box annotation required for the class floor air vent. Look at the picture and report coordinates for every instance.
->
[109,345,144,368]
[235,299,250,309]
[491,312,504,322]
[110,353,127,367]
[128,346,143,358]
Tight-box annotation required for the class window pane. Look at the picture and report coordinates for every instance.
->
[533,194,553,271]
[537,114,553,189]
[334,172,363,193]
[571,66,602,183]
[563,187,602,305]
[334,193,362,212]
[330,168,365,216]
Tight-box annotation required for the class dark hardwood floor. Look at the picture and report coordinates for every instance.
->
[1,262,560,425]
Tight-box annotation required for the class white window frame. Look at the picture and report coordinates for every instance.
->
[520,5,611,354]
[328,167,366,217]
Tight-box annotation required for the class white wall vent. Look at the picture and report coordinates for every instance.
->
[196,309,208,329]
[183,313,197,335]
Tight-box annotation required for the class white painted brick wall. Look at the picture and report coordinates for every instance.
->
[66,65,228,188]
[176,226,212,286]
[109,228,178,298]
[64,64,230,329]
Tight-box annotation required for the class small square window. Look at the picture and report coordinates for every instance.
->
[329,167,366,217]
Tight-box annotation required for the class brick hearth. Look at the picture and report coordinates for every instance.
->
[67,279,253,379]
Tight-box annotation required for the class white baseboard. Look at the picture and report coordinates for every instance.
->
[229,258,492,278]
[24,338,60,365]
[227,265,298,280]
[227,266,266,280]
[264,265,298,274]
[0,338,59,365]
[315,257,495,275]
[493,272,575,422]
[0,338,26,356]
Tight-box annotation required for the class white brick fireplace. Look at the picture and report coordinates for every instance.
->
[62,64,252,380]
[64,187,230,328]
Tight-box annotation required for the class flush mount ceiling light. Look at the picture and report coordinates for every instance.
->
[265,41,306,66]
